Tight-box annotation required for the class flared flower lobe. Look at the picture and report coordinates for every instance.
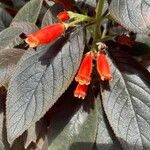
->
[25,23,65,48]
[74,84,88,99]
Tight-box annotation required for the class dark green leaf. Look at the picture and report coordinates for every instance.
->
[109,0,150,33]
[12,0,43,24]
[131,34,150,56]
[0,8,12,32]
[6,27,85,143]
[46,84,98,150]
[0,48,25,87]
[101,48,150,149]
[11,0,26,9]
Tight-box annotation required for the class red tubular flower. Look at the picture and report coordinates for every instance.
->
[74,84,88,99]
[57,10,70,22]
[96,51,112,81]
[75,52,93,85]
[25,23,65,48]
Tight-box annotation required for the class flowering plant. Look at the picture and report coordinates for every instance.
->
[0,0,149,150]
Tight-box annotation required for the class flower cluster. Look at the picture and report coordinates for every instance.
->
[74,50,112,99]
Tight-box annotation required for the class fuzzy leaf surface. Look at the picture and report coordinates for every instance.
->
[12,0,43,23]
[0,27,22,49]
[6,28,85,143]
[109,0,150,33]
[102,47,150,149]
[0,48,25,87]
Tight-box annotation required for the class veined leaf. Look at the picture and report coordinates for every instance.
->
[12,0,43,24]
[109,0,150,33]
[6,27,85,143]
[0,27,22,49]
[102,47,150,149]
[0,48,25,87]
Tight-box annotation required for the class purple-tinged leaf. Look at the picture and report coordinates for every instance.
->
[109,0,150,33]
[6,27,85,143]
[0,48,25,87]
[102,46,150,149]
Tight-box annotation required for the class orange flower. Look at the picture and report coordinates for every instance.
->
[116,34,134,48]
[25,23,65,48]
[74,84,88,99]
[96,51,112,81]
[75,52,93,85]
[57,10,70,22]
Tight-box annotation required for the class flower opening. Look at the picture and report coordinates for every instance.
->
[74,84,88,99]
[25,23,65,48]
[96,51,112,81]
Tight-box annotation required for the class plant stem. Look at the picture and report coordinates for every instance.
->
[94,0,104,50]
[68,11,94,27]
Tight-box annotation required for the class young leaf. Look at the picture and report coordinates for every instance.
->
[46,85,98,150]
[12,0,43,24]
[101,47,150,149]
[109,0,150,33]
[6,27,85,143]
[0,48,25,88]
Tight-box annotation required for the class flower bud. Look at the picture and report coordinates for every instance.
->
[57,10,70,22]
